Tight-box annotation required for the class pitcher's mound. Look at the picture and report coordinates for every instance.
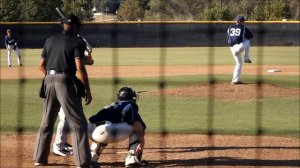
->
[148,83,300,100]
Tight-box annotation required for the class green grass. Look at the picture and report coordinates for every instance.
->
[0,47,299,137]
[1,75,299,137]
[1,47,299,66]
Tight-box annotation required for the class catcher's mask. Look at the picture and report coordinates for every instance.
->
[61,14,82,34]
[117,86,138,102]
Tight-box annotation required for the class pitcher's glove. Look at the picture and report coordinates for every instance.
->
[13,45,17,50]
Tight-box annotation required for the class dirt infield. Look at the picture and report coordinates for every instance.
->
[0,65,299,79]
[148,83,300,100]
[1,65,299,167]
[1,134,299,168]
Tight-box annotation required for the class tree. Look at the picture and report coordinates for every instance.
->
[17,0,62,21]
[252,0,292,21]
[63,0,94,20]
[290,0,300,20]
[117,0,144,21]
[93,0,110,13]
[201,1,230,20]
[0,0,20,21]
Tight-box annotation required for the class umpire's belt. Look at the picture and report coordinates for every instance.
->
[47,70,69,75]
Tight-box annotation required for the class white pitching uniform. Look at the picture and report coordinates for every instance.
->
[227,17,253,83]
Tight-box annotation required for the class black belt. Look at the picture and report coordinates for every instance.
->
[231,41,242,46]
[47,70,70,75]
[95,121,107,126]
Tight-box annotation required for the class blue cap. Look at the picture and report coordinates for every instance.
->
[236,15,246,21]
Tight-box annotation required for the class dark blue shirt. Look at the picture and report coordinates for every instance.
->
[4,35,17,46]
[89,101,146,129]
[227,24,253,46]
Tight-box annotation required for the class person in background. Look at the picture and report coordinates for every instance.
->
[4,29,22,67]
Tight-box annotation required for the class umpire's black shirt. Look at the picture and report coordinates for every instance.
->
[41,31,85,76]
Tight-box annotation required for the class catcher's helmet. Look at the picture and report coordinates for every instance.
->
[117,86,138,102]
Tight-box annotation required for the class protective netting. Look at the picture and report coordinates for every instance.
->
[0,19,299,168]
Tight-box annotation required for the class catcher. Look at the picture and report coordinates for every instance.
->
[88,86,148,168]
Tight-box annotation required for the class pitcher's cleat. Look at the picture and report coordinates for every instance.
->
[244,59,252,63]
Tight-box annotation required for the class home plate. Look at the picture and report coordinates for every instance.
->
[267,69,281,72]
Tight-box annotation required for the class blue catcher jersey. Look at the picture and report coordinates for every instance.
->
[89,101,146,129]
[227,24,253,46]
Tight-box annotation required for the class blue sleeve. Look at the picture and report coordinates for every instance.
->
[227,26,233,46]
[4,36,8,45]
[134,112,146,129]
[123,103,146,129]
[245,27,253,39]
[13,35,17,43]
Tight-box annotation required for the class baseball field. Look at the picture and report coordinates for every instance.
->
[0,47,299,167]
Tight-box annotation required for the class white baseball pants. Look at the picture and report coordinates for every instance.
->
[7,45,21,66]
[88,122,142,166]
[229,40,251,83]
[53,108,69,150]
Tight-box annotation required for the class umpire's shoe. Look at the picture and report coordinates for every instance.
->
[76,161,100,168]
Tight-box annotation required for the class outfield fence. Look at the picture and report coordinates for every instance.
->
[0,21,299,48]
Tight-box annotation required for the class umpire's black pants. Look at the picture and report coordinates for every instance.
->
[33,74,91,167]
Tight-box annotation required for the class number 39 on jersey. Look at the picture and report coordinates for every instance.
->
[229,28,241,36]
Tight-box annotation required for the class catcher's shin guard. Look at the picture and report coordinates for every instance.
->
[90,142,107,162]
[125,134,148,167]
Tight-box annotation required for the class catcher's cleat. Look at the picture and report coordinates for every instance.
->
[34,162,47,166]
[244,59,252,63]
[126,160,149,168]
[65,142,73,150]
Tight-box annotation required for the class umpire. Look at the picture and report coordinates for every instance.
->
[33,14,99,168]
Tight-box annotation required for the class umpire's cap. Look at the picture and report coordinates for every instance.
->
[236,15,246,22]
[61,14,81,26]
